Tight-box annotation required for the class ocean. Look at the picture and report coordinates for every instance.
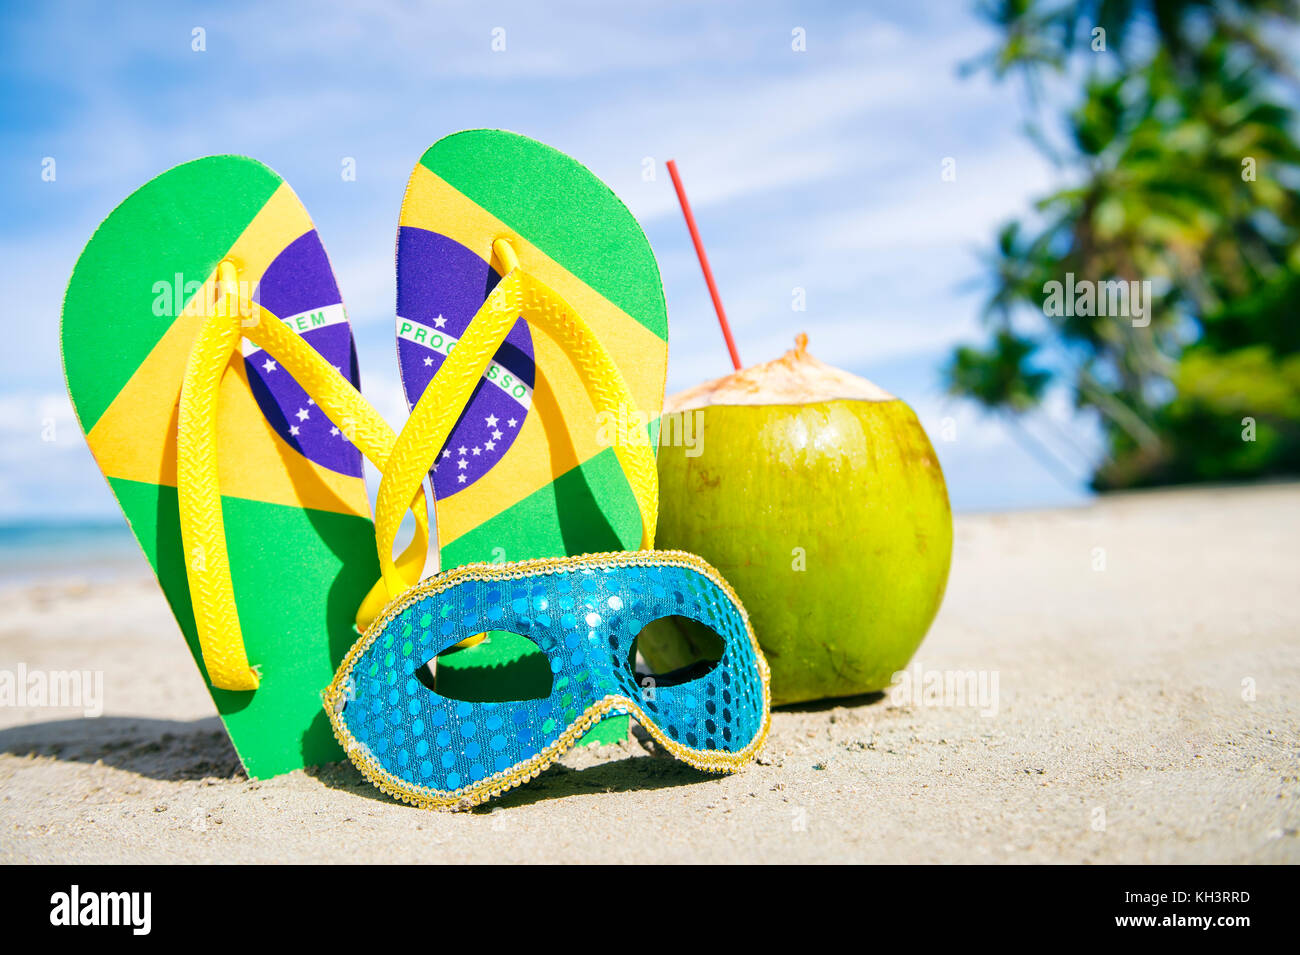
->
[0,521,148,586]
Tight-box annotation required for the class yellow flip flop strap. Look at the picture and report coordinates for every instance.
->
[177,266,250,689]
[239,292,431,632]
[371,239,658,602]
[178,262,430,691]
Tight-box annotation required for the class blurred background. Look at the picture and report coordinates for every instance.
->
[2,0,1298,577]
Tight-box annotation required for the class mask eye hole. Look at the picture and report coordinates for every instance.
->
[414,631,553,702]
[630,615,725,688]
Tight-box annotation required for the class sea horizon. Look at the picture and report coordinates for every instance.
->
[0,519,148,586]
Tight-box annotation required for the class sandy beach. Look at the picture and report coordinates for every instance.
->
[1,483,1297,864]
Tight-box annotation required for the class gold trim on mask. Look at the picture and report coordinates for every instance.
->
[323,549,772,811]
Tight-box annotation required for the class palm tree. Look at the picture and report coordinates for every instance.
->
[949,0,1300,488]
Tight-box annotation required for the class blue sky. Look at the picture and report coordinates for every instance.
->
[0,0,1104,521]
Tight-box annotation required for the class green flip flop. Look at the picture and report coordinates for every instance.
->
[62,156,384,778]
[394,130,669,738]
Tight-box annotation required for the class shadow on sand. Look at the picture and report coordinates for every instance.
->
[0,715,244,782]
[774,691,886,713]
[1,715,716,809]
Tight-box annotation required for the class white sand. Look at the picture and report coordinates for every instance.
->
[2,484,1297,863]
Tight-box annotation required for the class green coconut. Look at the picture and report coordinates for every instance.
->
[641,334,953,706]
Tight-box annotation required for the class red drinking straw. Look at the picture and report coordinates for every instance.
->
[665,159,743,371]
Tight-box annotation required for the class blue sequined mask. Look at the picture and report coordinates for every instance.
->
[325,550,771,809]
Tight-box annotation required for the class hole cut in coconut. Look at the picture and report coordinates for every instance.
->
[664,332,895,411]
[629,615,725,688]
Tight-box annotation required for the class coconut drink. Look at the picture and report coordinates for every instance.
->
[655,161,952,705]
[642,334,952,705]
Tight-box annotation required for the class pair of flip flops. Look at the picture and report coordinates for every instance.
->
[63,130,770,806]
